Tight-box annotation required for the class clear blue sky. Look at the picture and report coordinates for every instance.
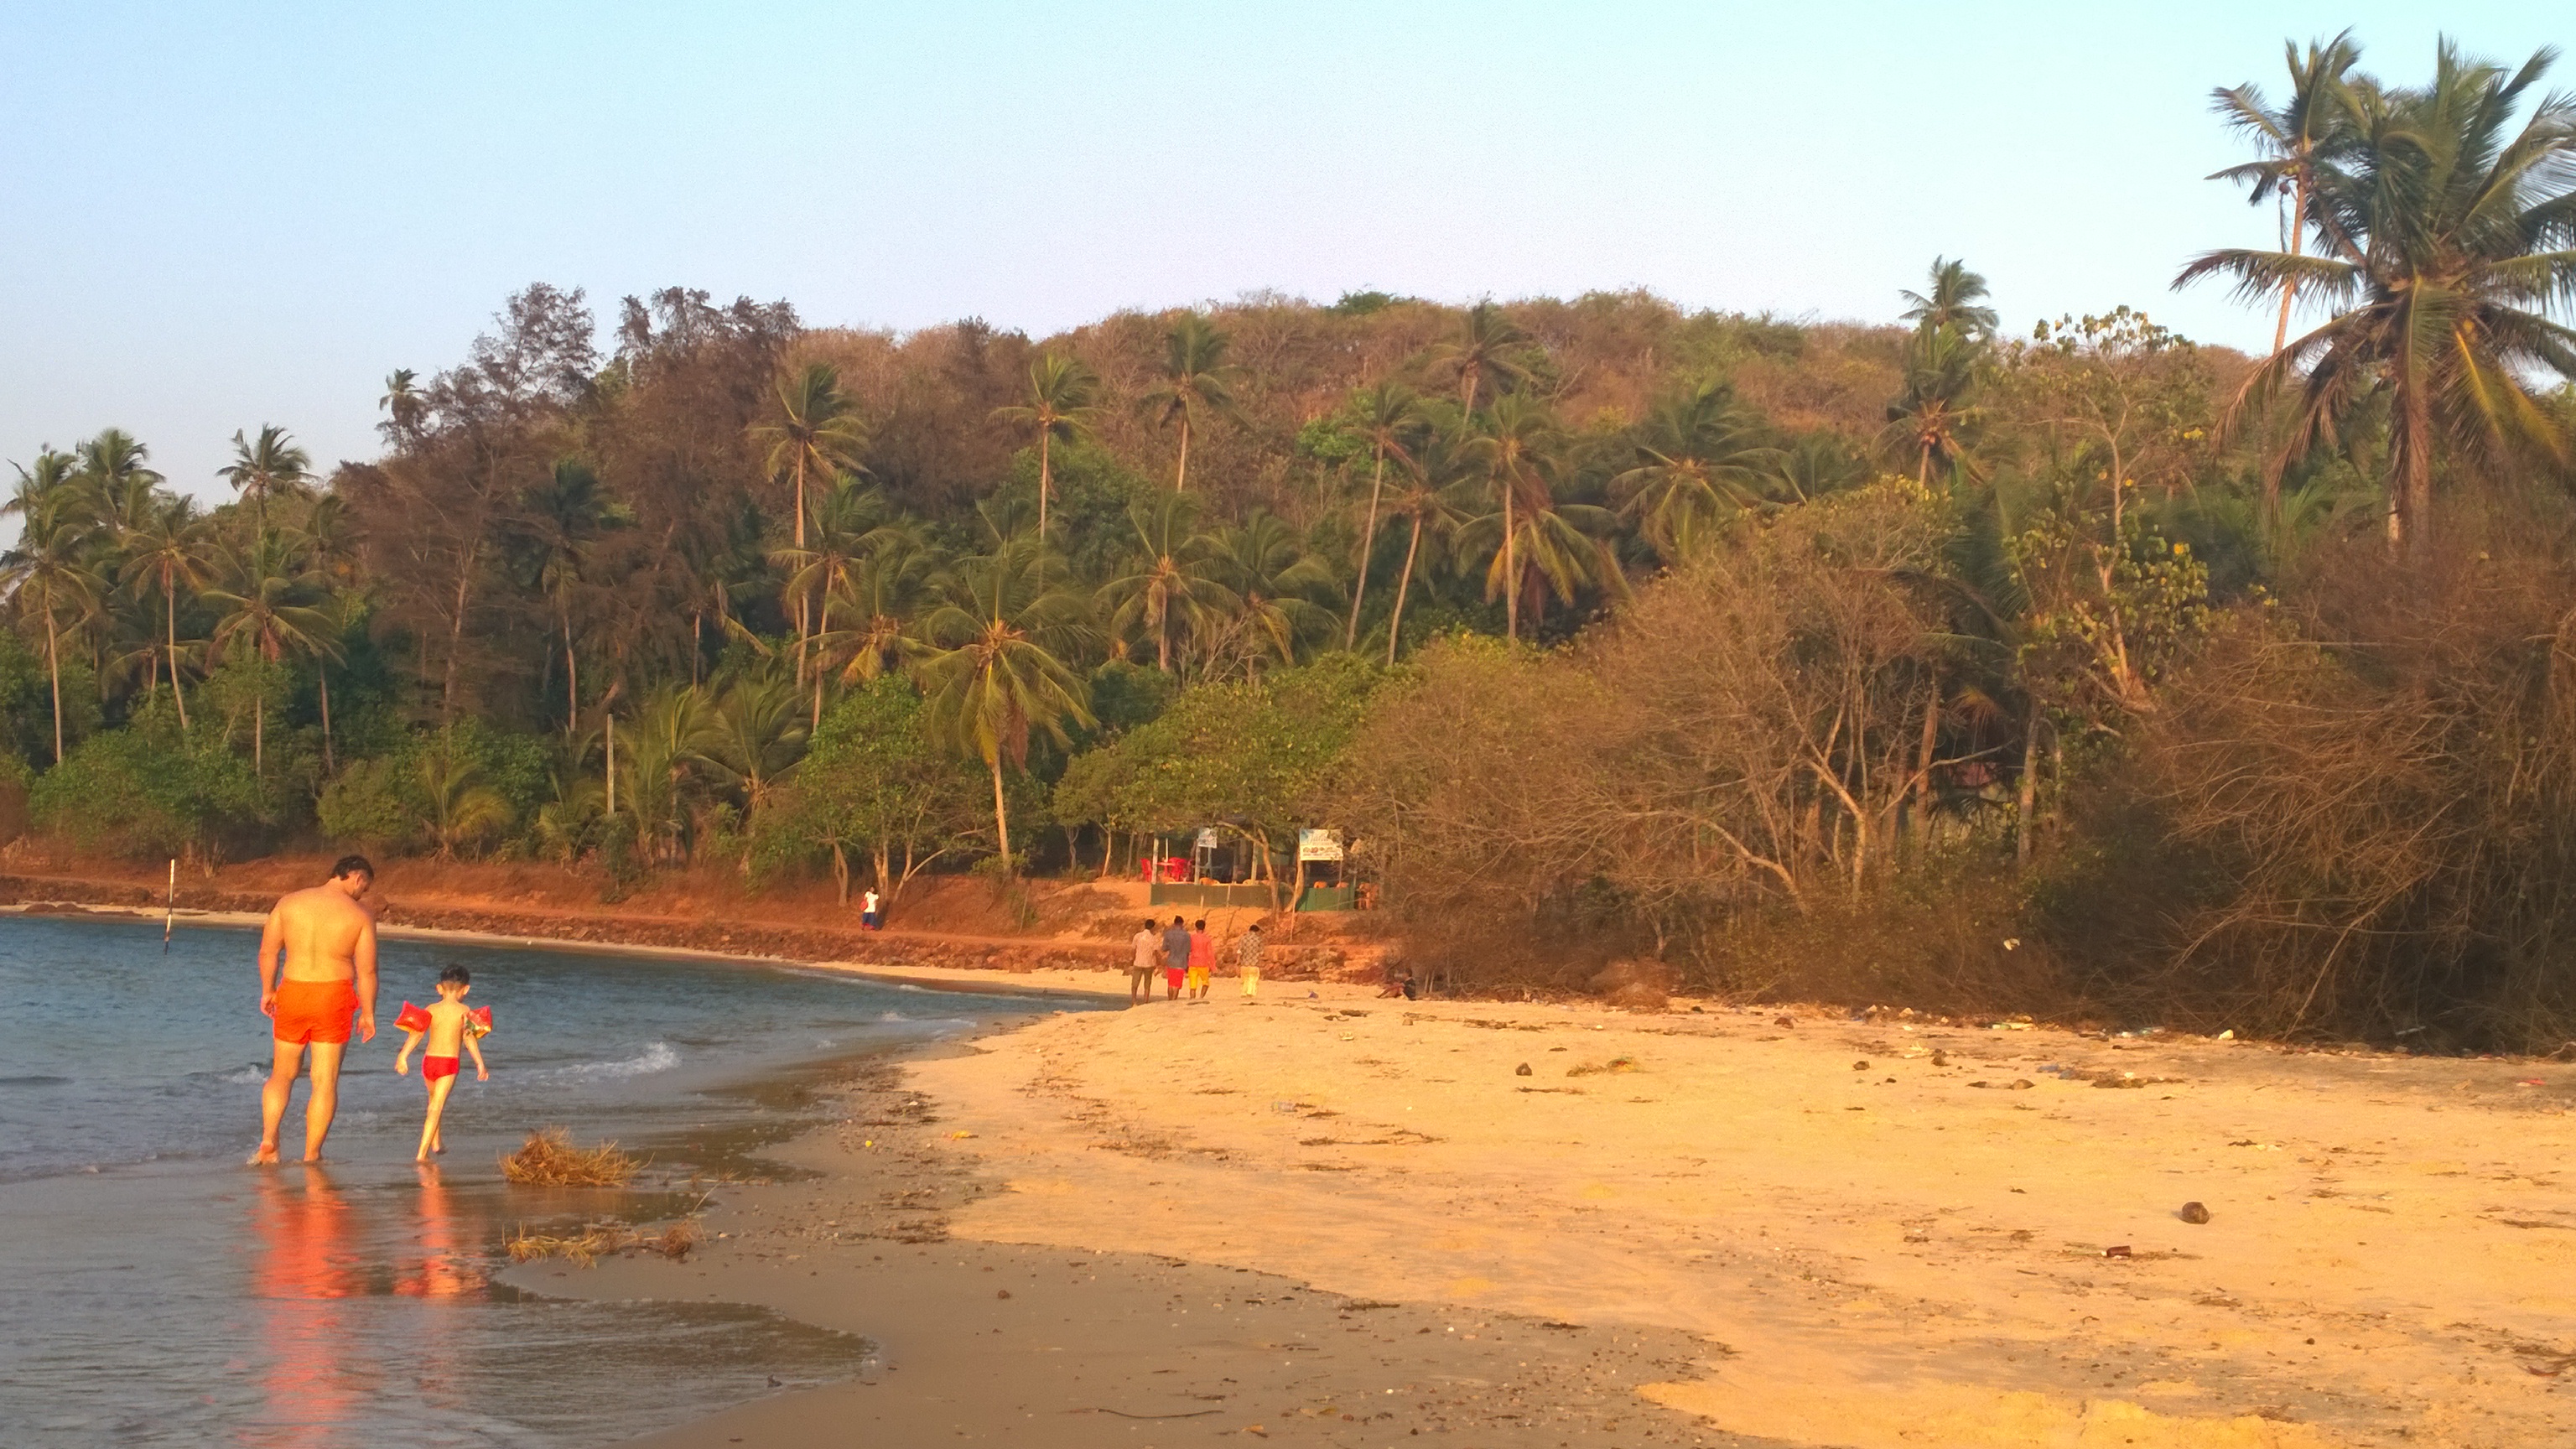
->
[0,2,2561,499]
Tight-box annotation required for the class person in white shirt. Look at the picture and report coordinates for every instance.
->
[1127,919,1161,1005]
[860,888,883,931]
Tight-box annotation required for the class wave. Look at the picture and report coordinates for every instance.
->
[0,1075,71,1088]
[540,1041,680,1081]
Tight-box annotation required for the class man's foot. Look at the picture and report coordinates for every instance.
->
[248,1144,279,1165]
[415,1150,429,1162]
[302,1150,325,1163]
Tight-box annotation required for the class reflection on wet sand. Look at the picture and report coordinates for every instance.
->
[246,1166,373,1446]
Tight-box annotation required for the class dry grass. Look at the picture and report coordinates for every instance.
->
[1566,1054,1640,1078]
[506,1218,699,1266]
[501,1128,641,1187]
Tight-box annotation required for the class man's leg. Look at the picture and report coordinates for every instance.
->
[252,1039,304,1164]
[302,1041,348,1161]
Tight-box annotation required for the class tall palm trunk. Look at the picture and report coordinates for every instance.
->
[442,538,480,725]
[2271,179,2307,356]
[1386,516,1426,666]
[164,579,190,730]
[1911,678,1940,848]
[1037,431,1052,541]
[45,608,63,765]
[319,665,334,775]
[989,755,1014,877]
[1174,416,1192,492]
[1348,446,1385,649]
[562,607,579,735]
[792,452,811,678]
[1502,486,1519,642]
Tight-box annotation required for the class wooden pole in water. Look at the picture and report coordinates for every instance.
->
[163,858,175,952]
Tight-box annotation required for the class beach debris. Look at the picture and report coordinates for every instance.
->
[501,1129,640,1187]
[1774,1015,1797,1029]
[1566,1055,1639,1077]
[2179,1202,2212,1224]
[1853,1060,1871,1071]
[997,1289,1011,1299]
[947,1130,976,1140]
[2218,1029,2236,1040]
[1931,1050,1950,1067]
[2009,1078,2035,1089]
[505,1218,695,1265]
[1514,1062,1534,1076]
[2102,1244,2133,1259]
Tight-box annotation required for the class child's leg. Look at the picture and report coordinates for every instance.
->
[417,1075,456,1161]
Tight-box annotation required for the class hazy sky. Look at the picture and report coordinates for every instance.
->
[0,2,2562,499]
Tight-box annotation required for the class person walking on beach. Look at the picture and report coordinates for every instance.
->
[860,887,882,931]
[1127,918,1161,1005]
[1161,915,1192,1001]
[1187,918,1213,1000]
[252,855,380,1165]
[1235,922,1264,1000]
[392,964,491,1161]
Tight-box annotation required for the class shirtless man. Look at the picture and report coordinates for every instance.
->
[252,855,381,1164]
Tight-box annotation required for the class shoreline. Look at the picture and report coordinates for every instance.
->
[0,896,1134,1005]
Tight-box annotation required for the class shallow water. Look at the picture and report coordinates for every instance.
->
[0,915,1063,1446]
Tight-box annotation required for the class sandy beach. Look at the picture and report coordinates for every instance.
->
[480,964,2576,1449]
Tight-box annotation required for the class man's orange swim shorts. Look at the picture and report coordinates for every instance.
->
[272,978,358,1046]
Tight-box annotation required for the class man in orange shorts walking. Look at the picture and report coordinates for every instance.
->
[252,855,381,1164]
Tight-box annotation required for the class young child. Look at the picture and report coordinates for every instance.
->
[392,965,491,1162]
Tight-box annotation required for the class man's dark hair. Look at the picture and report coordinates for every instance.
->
[331,854,375,882]
[1171,915,1186,926]
[438,963,471,987]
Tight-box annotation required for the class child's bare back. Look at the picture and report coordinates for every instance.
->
[392,965,490,1161]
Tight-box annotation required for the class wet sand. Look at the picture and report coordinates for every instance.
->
[527,976,2574,1449]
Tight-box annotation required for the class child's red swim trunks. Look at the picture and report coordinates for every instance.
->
[271,979,358,1045]
[422,1056,460,1084]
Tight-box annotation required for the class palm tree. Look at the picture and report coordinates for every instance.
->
[991,352,1098,539]
[1774,434,1870,503]
[1207,512,1339,673]
[774,475,894,710]
[217,425,311,539]
[750,362,869,653]
[1462,395,1562,641]
[1427,301,1536,418]
[122,496,210,730]
[1137,316,1240,492]
[1,452,101,762]
[1458,402,1619,641]
[519,460,631,731]
[616,683,722,866]
[1898,258,2002,340]
[75,428,166,540]
[2177,40,2576,558]
[1380,423,1476,664]
[2207,30,2366,356]
[201,531,337,773]
[1614,382,1784,558]
[916,538,1094,875]
[1883,323,1987,486]
[1342,382,1425,647]
[813,529,938,693]
[416,748,512,860]
[704,664,810,827]
[379,369,428,447]
[1096,492,1238,672]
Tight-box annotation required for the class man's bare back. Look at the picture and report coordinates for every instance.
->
[253,856,380,1165]
[270,884,377,983]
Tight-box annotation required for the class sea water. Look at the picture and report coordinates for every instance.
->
[0,913,1056,1446]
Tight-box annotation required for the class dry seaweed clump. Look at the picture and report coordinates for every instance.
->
[501,1128,641,1187]
[1566,1055,1640,1078]
[507,1219,699,1266]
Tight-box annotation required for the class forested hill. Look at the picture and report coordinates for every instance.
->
[12,32,2576,1053]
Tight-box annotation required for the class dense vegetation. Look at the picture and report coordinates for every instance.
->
[8,34,2574,1048]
